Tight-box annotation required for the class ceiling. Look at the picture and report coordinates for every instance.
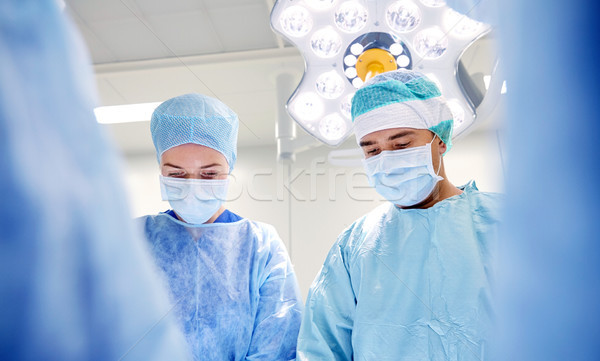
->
[65,0,304,154]
[67,0,282,63]
[65,0,499,155]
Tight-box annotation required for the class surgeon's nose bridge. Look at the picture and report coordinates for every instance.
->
[180,167,223,179]
[184,171,206,179]
[380,139,410,152]
[381,142,399,152]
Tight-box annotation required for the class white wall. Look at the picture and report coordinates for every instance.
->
[121,125,505,301]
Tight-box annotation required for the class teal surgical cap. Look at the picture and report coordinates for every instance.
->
[351,70,454,153]
[151,93,239,172]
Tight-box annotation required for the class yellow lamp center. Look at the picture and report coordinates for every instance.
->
[356,48,398,82]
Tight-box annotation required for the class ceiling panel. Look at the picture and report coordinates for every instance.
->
[208,4,278,51]
[145,11,224,56]
[86,18,172,62]
[203,0,265,8]
[66,0,134,23]
[96,67,215,105]
[66,0,278,64]
[185,60,302,96]
[70,15,118,64]
[130,0,206,15]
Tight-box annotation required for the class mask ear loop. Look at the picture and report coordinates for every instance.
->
[430,134,443,176]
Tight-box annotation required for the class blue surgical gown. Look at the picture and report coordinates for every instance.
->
[138,213,303,360]
[297,181,501,361]
[162,209,242,223]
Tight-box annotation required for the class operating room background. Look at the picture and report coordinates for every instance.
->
[65,0,505,299]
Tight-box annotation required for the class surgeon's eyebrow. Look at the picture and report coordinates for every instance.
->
[359,130,415,147]
[200,163,222,169]
[388,130,414,141]
[162,163,183,169]
[162,163,222,169]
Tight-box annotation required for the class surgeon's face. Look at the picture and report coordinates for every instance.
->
[160,143,229,180]
[359,127,446,161]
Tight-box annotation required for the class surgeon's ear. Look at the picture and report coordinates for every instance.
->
[438,139,447,155]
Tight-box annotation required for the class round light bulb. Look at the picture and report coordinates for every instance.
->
[447,99,466,127]
[413,27,448,59]
[389,43,404,56]
[319,113,348,141]
[420,0,446,7]
[340,93,354,119]
[444,9,483,37]
[316,71,346,99]
[305,0,336,10]
[386,1,421,33]
[334,1,368,33]
[344,66,358,78]
[280,6,313,38]
[344,54,358,66]
[396,54,410,67]
[310,27,343,58]
[352,77,364,88]
[350,43,364,55]
[292,92,324,121]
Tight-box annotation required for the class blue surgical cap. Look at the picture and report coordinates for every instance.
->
[151,93,239,172]
[351,70,454,153]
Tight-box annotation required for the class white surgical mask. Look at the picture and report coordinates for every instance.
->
[363,135,443,207]
[159,175,229,224]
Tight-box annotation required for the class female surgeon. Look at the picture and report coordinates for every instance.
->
[137,93,303,360]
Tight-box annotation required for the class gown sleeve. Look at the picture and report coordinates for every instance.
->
[245,225,304,361]
[296,233,357,361]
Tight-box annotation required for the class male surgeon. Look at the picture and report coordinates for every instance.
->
[297,70,501,360]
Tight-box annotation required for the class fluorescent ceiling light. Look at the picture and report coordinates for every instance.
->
[94,102,161,124]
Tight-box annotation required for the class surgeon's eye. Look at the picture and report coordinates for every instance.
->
[200,170,221,179]
[164,169,186,177]
[395,142,410,149]
[365,147,380,156]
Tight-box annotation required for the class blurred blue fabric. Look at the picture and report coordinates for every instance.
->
[297,182,502,360]
[139,215,303,360]
[0,1,189,360]
[496,0,600,360]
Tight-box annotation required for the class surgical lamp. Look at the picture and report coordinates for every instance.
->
[270,0,498,148]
